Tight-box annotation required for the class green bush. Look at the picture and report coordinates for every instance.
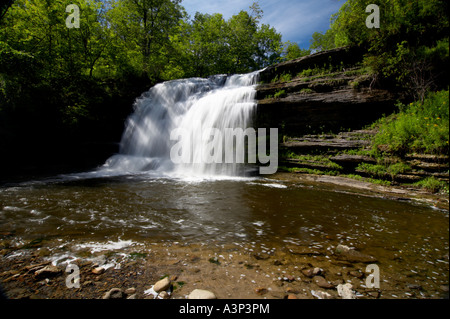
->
[274,90,286,98]
[414,177,448,193]
[372,90,449,155]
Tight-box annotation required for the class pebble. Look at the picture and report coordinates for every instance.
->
[159,291,170,299]
[103,288,123,299]
[311,290,333,299]
[92,267,105,275]
[125,288,136,295]
[349,270,364,279]
[153,277,171,292]
[34,265,61,279]
[255,287,268,295]
[188,289,217,299]
[313,276,334,289]
[301,268,315,278]
[286,287,299,294]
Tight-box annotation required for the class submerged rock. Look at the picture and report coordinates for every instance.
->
[103,288,123,299]
[313,276,334,289]
[335,244,378,263]
[255,287,268,295]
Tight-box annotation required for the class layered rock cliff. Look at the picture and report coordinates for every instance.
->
[255,47,399,136]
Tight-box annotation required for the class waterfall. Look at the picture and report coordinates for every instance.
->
[102,71,262,177]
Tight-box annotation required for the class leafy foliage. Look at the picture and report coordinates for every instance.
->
[0,0,285,168]
[309,0,449,94]
[372,90,449,155]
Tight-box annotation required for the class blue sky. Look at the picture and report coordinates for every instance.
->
[182,0,345,49]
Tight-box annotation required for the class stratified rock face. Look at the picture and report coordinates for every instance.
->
[256,47,400,136]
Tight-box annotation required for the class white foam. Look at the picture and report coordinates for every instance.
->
[75,239,138,253]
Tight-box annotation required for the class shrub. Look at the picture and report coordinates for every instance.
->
[372,90,449,155]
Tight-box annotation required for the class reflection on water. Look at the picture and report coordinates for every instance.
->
[0,175,448,247]
[0,174,448,298]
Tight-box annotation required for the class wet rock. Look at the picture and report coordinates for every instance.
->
[337,283,356,299]
[311,290,333,299]
[349,270,364,279]
[286,287,299,294]
[407,284,422,290]
[331,279,344,286]
[287,294,298,299]
[282,275,296,282]
[255,287,268,295]
[335,244,377,263]
[159,291,170,299]
[253,252,270,260]
[103,288,123,299]
[301,268,314,278]
[92,267,105,275]
[154,277,171,293]
[301,267,322,278]
[313,267,322,276]
[288,246,323,256]
[313,276,334,289]
[188,289,217,299]
[34,265,61,279]
[125,288,136,295]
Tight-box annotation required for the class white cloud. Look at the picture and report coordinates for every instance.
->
[182,0,344,48]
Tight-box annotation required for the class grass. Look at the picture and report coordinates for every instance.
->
[372,90,449,156]
[343,174,392,186]
[278,165,340,176]
[273,90,286,98]
[356,162,412,180]
[413,177,449,193]
[280,152,343,170]
[299,88,315,94]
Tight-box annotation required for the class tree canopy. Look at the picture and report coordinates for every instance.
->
[308,0,449,96]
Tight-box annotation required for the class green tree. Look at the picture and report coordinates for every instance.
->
[106,0,185,80]
[309,31,336,52]
[283,41,310,61]
[317,0,449,93]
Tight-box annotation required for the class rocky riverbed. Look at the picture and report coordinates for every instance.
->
[1,236,448,300]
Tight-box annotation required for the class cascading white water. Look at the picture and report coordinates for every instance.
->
[102,71,261,177]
